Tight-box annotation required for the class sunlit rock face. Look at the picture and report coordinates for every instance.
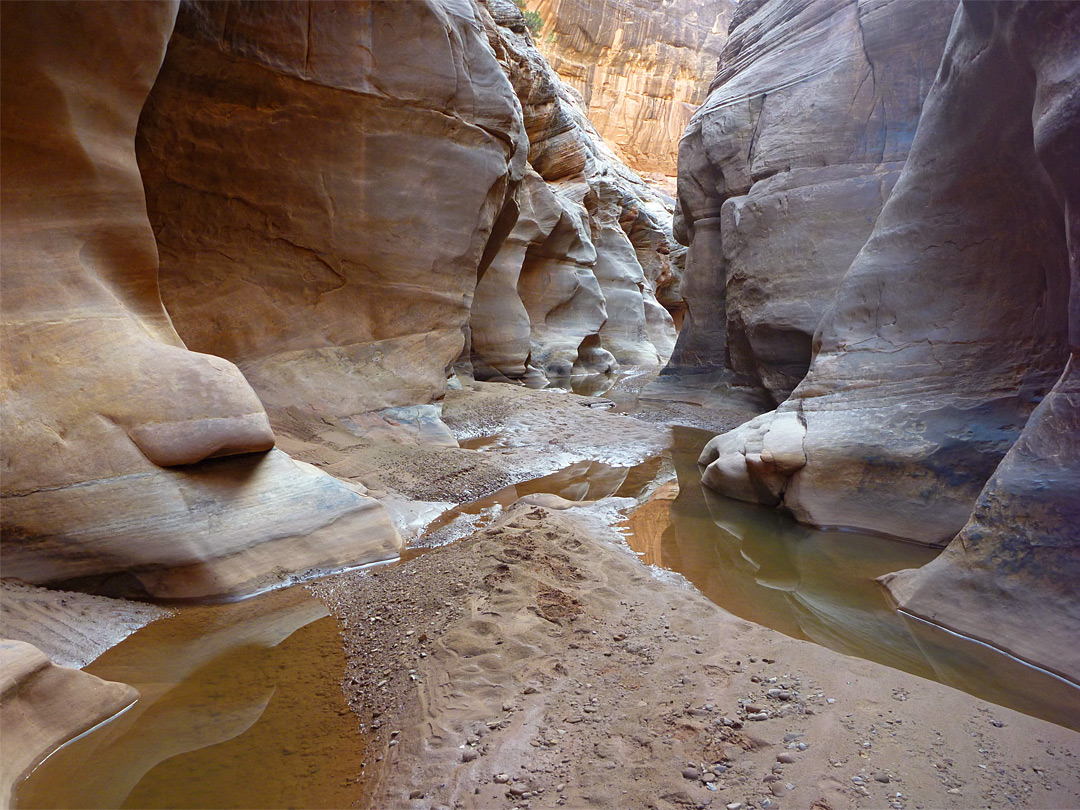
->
[524,0,734,182]
[470,0,678,383]
[137,0,528,415]
[882,0,1080,685]
[672,0,955,403]
[0,1,401,600]
[699,0,1071,549]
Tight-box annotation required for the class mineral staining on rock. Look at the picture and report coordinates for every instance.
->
[0,1,401,600]
[524,0,734,181]
[672,0,955,403]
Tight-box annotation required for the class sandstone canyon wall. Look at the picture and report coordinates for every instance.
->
[137,0,677,405]
[471,0,679,384]
[671,0,956,405]
[524,0,734,182]
[696,0,1078,681]
[0,1,401,600]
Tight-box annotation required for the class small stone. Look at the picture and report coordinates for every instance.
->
[767,689,782,698]
[747,712,769,721]
[826,698,836,704]
[875,773,891,784]
[682,768,701,780]
[524,686,539,694]
[761,799,775,809]
[409,789,424,799]
[702,773,717,783]
[494,773,510,784]
[778,691,792,701]
[777,754,795,764]
[726,804,743,810]
[783,733,802,742]
[796,743,808,752]
[991,720,1005,728]
[947,788,961,795]
[502,703,514,712]
[461,749,478,763]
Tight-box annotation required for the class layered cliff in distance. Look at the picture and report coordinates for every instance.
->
[524,0,734,183]
[698,0,1079,682]
[671,0,955,404]
[0,1,401,600]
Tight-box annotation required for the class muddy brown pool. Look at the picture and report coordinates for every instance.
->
[624,426,1080,732]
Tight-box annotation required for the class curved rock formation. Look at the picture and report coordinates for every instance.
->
[524,0,734,181]
[698,0,1070,546]
[0,1,401,599]
[470,0,678,383]
[881,0,1080,684]
[671,0,955,403]
[137,0,528,416]
[1,639,137,807]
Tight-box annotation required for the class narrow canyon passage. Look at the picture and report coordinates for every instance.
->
[2,0,1078,809]
[11,378,1080,809]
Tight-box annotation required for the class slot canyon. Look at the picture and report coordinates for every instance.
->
[1,1,1077,809]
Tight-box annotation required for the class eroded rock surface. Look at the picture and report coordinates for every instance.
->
[672,0,955,403]
[699,0,1070,546]
[0,1,401,599]
[137,0,528,416]
[881,1,1080,684]
[1,639,137,807]
[525,0,733,181]
[470,0,679,383]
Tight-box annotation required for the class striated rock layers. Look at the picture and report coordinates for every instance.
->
[137,0,528,416]
[881,1,1080,685]
[470,0,678,384]
[524,0,734,181]
[0,1,401,600]
[672,0,956,404]
[137,0,676,405]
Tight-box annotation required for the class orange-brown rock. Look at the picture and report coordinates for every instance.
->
[0,1,401,599]
[524,0,734,181]
[1,639,137,807]
[137,0,528,416]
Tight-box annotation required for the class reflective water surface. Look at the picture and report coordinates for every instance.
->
[15,587,369,809]
[625,426,1080,731]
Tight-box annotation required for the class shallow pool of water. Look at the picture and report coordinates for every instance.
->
[15,587,370,809]
[624,426,1080,731]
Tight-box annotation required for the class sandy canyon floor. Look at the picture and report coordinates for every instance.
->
[4,378,1080,810]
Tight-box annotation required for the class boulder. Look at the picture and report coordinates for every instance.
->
[0,1,401,599]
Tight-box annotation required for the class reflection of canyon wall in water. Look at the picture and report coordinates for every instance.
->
[628,429,1080,729]
[14,589,362,809]
[523,0,734,181]
[693,1,1080,684]
[0,1,401,601]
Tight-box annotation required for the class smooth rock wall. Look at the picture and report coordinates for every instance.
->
[672,0,955,403]
[0,1,401,599]
[525,0,733,181]
[137,0,528,416]
[881,0,1080,684]
[699,0,1070,545]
